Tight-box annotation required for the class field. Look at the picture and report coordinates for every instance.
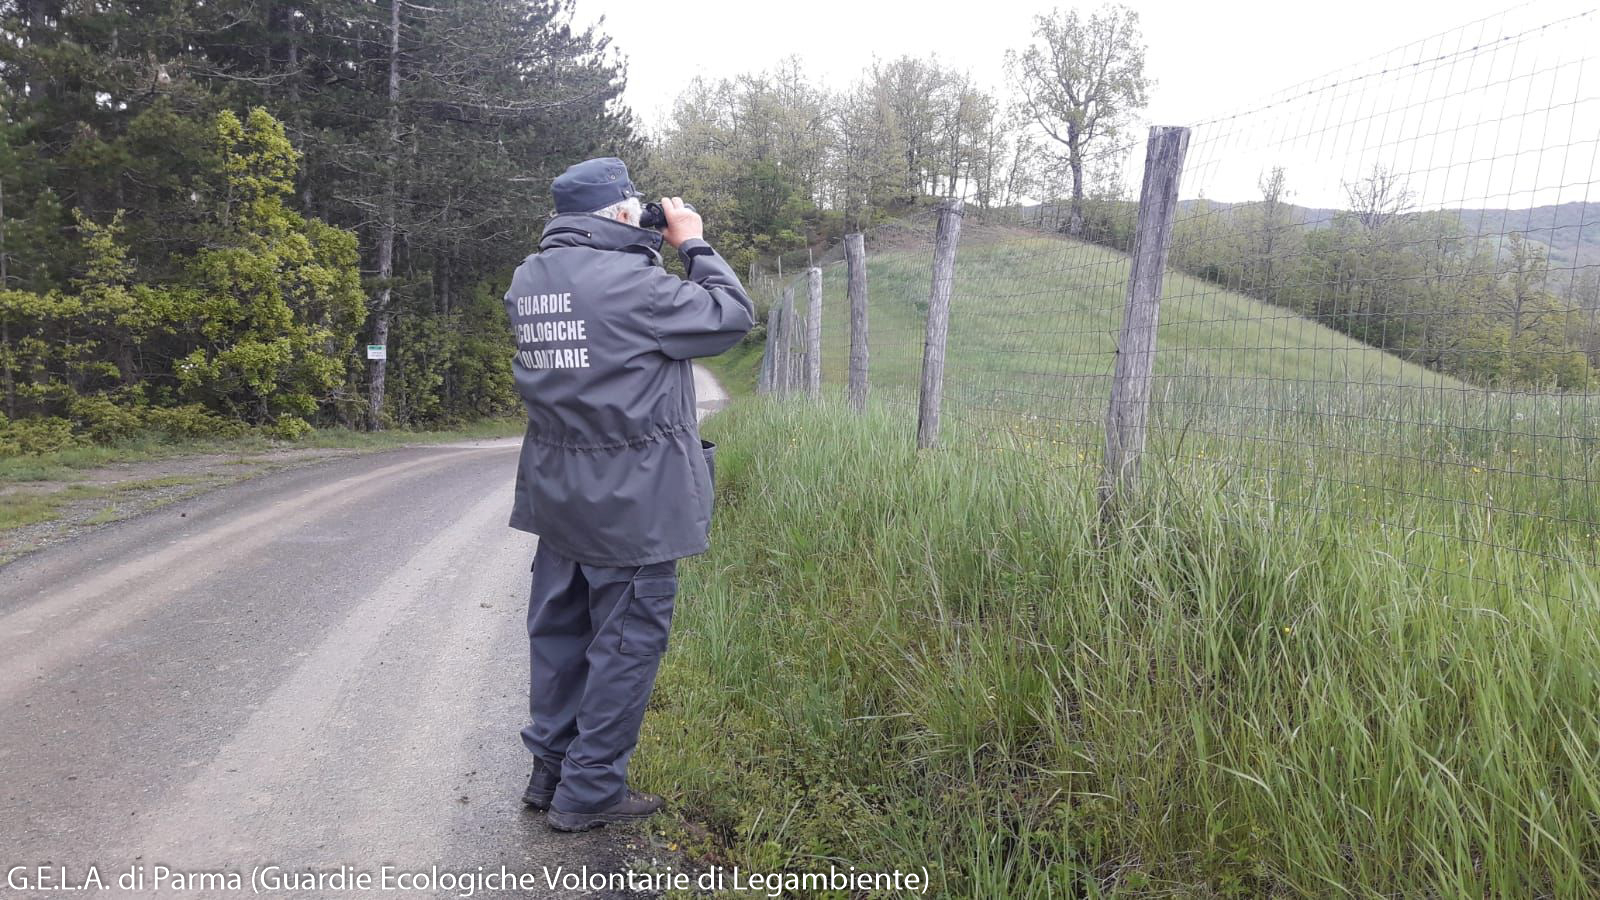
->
[638,227,1600,895]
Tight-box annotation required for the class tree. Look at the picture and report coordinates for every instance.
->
[1343,164,1414,233]
[829,76,903,228]
[1575,269,1600,369]
[174,108,365,432]
[1007,3,1150,237]
[1247,167,1294,300]
[870,56,943,203]
[650,71,813,273]
[969,106,1039,215]
[1499,231,1548,340]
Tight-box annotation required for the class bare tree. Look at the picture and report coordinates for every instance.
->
[1007,3,1150,237]
[1252,166,1290,298]
[1344,164,1414,232]
[1500,231,1549,340]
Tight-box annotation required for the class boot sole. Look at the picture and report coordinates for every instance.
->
[545,807,660,832]
[522,791,554,810]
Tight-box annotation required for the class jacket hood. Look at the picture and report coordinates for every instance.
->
[539,213,664,261]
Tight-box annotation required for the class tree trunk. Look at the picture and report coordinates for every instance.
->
[438,256,451,315]
[1067,147,1085,237]
[288,7,312,211]
[367,0,401,430]
[113,336,136,385]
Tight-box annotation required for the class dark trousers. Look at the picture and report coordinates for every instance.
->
[521,541,678,812]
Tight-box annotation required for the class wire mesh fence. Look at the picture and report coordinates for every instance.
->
[755,1,1599,602]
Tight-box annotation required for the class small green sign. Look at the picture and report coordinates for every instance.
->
[366,344,386,360]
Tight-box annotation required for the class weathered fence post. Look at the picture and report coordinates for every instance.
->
[845,233,869,413]
[776,282,796,397]
[758,299,780,394]
[1099,125,1190,517]
[805,266,822,399]
[783,283,799,393]
[916,198,964,449]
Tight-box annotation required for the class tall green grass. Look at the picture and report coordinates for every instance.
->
[639,398,1600,897]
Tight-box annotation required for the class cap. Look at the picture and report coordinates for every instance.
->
[550,157,641,214]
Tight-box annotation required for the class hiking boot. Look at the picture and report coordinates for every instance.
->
[545,787,664,832]
[521,761,560,810]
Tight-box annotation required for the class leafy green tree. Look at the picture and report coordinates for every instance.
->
[1007,3,1151,237]
[174,108,365,433]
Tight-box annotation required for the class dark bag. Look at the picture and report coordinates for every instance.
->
[700,439,716,487]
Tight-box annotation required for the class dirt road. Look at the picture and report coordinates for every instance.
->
[0,367,730,898]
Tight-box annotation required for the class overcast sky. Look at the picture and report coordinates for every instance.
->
[577,0,1599,210]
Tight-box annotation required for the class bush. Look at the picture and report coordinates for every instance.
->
[68,395,145,444]
[0,415,81,455]
[264,415,312,441]
[139,403,248,440]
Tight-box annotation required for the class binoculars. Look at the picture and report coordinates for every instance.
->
[639,201,696,230]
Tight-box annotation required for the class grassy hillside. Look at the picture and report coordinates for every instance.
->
[762,225,1596,563]
[795,224,1456,393]
[641,399,1600,896]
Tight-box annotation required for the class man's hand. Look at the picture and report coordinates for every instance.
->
[659,197,703,249]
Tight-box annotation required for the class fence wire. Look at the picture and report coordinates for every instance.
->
[757,1,1599,603]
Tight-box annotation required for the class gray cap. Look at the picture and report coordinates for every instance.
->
[551,157,641,214]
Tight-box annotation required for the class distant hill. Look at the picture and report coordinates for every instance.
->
[1454,202,1599,279]
[1166,199,1599,293]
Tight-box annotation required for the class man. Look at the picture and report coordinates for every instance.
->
[503,157,754,833]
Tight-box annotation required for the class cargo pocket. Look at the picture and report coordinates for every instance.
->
[619,570,677,657]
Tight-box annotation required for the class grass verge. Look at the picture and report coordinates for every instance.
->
[0,418,524,538]
[0,418,524,483]
[637,397,1599,897]
[699,335,766,399]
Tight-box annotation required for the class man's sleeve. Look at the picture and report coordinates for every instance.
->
[649,238,756,360]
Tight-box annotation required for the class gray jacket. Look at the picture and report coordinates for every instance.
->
[504,213,755,566]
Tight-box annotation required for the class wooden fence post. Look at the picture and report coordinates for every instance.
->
[758,299,780,394]
[916,198,964,449]
[805,266,822,399]
[1099,125,1190,517]
[845,233,869,413]
[789,282,805,394]
[776,282,795,397]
